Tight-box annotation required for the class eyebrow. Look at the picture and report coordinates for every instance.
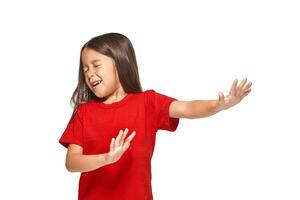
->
[90,59,102,63]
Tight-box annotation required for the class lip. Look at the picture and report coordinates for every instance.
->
[90,80,102,88]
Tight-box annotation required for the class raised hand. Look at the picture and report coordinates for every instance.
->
[105,128,136,165]
[217,78,252,110]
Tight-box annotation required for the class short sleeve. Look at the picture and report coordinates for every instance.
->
[145,89,180,132]
[59,104,84,148]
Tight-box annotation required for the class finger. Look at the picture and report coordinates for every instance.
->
[115,129,124,147]
[238,77,247,89]
[123,141,131,152]
[110,138,115,152]
[124,131,136,144]
[229,79,238,95]
[236,78,247,98]
[241,89,251,98]
[243,81,252,91]
[120,128,129,146]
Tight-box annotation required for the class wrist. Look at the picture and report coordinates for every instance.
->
[100,153,110,166]
[214,99,224,112]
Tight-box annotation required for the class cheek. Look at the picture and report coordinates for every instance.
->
[104,77,118,89]
[84,76,90,86]
[103,70,118,84]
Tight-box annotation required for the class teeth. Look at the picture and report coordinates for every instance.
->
[93,80,102,87]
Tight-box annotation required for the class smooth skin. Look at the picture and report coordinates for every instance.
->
[169,78,252,119]
[66,128,136,172]
[106,128,136,165]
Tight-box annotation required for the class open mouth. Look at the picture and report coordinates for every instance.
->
[92,80,103,88]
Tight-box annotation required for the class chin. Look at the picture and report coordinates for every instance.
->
[94,91,107,99]
[95,93,104,98]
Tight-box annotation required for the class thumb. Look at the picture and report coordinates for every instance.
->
[218,92,225,104]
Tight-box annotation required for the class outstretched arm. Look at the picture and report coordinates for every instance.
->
[169,78,252,119]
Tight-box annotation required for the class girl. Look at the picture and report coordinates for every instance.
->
[59,32,252,200]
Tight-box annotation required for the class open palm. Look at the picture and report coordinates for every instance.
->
[217,78,252,110]
[105,128,136,165]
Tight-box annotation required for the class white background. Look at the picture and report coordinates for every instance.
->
[0,0,299,199]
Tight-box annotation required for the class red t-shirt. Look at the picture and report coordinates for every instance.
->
[59,89,180,200]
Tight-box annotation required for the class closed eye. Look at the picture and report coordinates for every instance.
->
[83,65,101,73]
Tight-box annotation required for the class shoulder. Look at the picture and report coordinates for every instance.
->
[144,89,156,93]
[79,99,98,108]
[143,89,158,97]
[143,89,176,100]
[143,89,157,100]
[143,89,177,106]
[74,100,93,114]
[77,101,88,110]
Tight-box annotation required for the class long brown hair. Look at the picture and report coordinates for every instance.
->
[68,33,143,120]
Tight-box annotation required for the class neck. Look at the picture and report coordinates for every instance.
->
[103,88,127,104]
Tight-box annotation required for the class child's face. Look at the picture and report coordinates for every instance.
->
[81,47,124,99]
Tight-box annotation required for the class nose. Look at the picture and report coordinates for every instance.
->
[88,74,95,83]
[87,68,96,79]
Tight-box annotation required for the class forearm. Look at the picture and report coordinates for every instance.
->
[186,99,221,119]
[66,153,109,173]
